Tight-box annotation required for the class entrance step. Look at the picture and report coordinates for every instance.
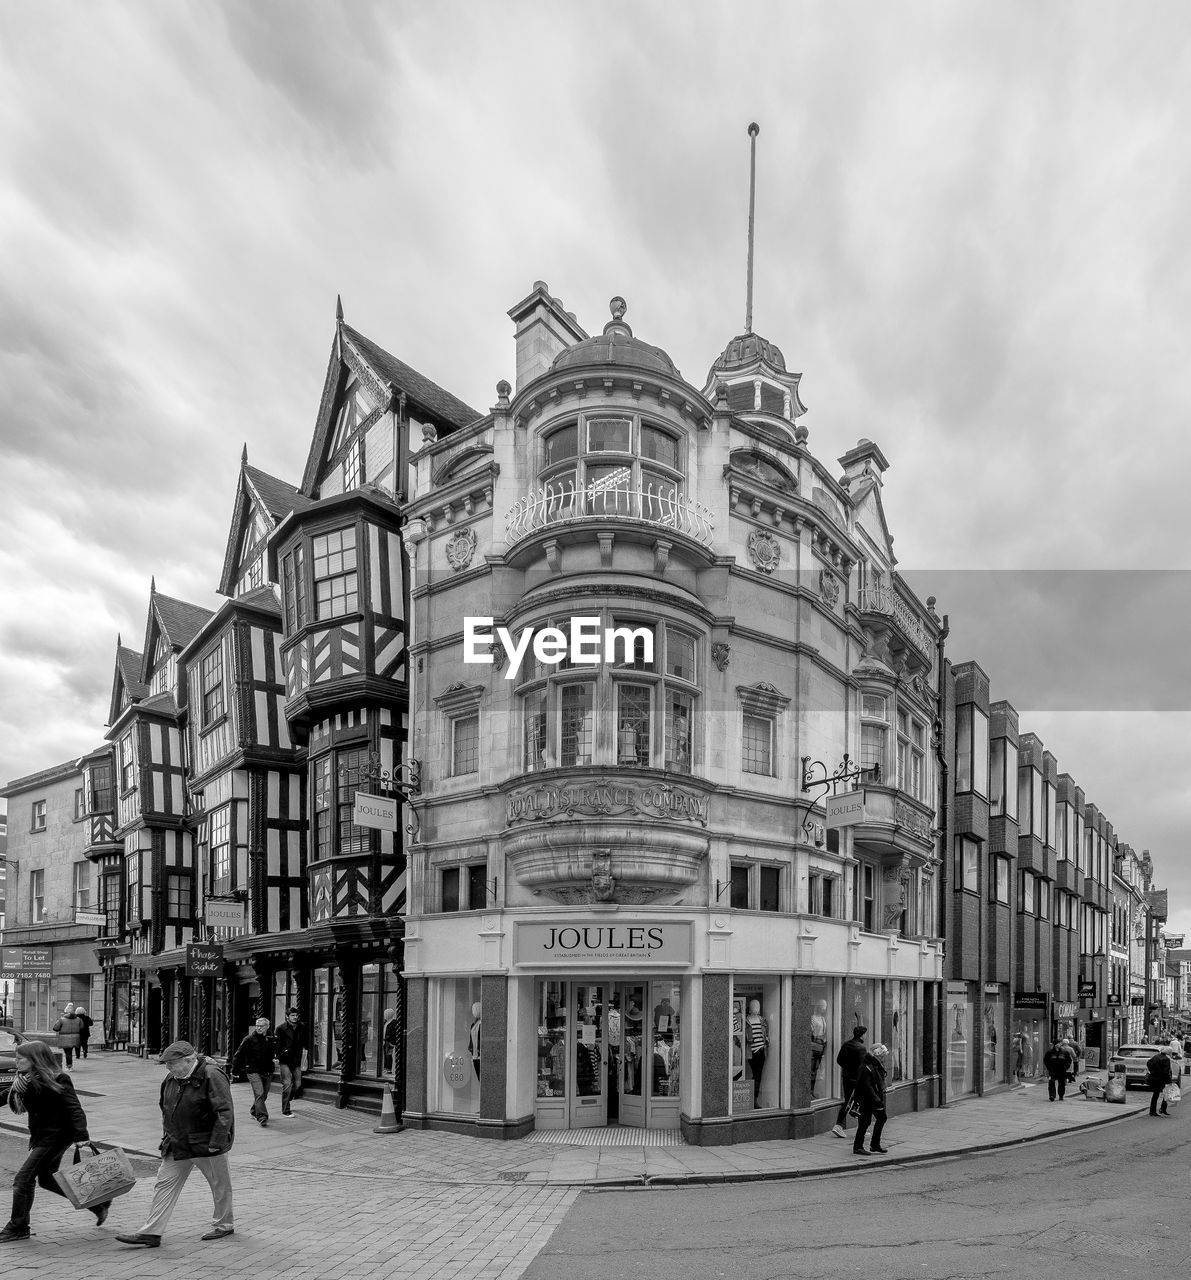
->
[526,1127,684,1147]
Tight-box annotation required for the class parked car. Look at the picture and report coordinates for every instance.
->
[0,1027,29,1106]
[1107,1043,1176,1089]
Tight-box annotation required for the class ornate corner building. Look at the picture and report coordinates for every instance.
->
[401,286,944,1143]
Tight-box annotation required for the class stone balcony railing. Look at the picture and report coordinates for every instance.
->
[856,584,934,659]
[505,476,715,547]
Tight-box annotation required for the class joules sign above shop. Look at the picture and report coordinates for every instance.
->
[515,921,693,966]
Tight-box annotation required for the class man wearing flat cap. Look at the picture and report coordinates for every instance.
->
[115,1041,235,1248]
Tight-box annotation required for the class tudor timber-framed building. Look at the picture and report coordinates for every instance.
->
[400,285,945,1144]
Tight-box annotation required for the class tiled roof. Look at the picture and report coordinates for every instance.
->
[342,324,480,430]
[1,756,82,796]
[244,465,312,521]
[154,594,215,650]
[117,646,148,701]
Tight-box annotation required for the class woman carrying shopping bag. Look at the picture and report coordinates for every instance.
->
[0,1040,113,1243]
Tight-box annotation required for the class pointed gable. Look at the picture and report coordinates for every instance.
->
[109,642,147,725]
[300,309,482,498]
[217,455,311,597]
[140,588,215,686]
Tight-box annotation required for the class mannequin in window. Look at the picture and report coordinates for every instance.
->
[810,999,828,1096]
[618,722,639,764]
[745,999,769,1106]
[468,1002,481,1079]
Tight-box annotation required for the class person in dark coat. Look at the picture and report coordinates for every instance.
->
[852,1043,890,1155]
[274,1009,305,1117]
[74,1008,95,1059]
[1147,1047,1174,1117]
[115,1040,235,1247]
[232,1018,277,1127]
[52,1004,83,1068]
[1043,1040,1070,1101]
[832,1025,868,1138]
[1,1039,112,1242]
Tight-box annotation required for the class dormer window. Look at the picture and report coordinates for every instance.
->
[538,414,685,522]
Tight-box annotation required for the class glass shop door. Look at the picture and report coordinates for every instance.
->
[569,982,607,1128]
[618,982,647,1128]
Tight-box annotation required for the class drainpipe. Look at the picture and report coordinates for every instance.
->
[930,600,950,1105]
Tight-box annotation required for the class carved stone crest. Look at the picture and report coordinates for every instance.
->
[711,643,731,672]
[445,527,478,572]
[819,568,840,607]
[747,529,781,574]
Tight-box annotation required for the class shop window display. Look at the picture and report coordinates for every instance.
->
[732,979,779,1111]
[651,982,681,1099]
[536,980,568,1097]
[438,977,481,1115]
[807,977,836,1099]
[983,989,1007,1085]
[889,981,914,1084]
[946,985,976,1096]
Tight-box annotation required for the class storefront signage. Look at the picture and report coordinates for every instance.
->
[826,791,865,829]
[74,911,108,928]
[505,780,708,828]
[1130,996,1145,1006]
[1014,991,1048,1010]
[1078,979,1096,996]
[443,1052,471,1089]
[353,792,398,831]
[515,921,693,966]
[1054,1001,1077,1018]
[983,984,1001,995]
[1107,994,1121,1006]
[0,947,52,978]
[205,900,246,929]
[945,981,968,996]
[185,943,224,978]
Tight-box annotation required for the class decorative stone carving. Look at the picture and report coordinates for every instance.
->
[711,643,731,672]
[591,849,616,902]
[818,568,840,607]
[747,529,781,574]
[445,527,478,572]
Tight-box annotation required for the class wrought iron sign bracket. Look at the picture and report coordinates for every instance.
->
[801,753,880,798]
[339,753,422,802]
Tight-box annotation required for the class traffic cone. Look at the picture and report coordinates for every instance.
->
[374,1084,403,1134]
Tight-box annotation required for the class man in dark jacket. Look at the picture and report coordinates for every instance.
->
[1043,1040,1070,1101]
[232,1018,277,1127]
[274,1009,304,1118]
[115,1041,235,1248]
[1148,1047,1174,1117]
[853,1043,890,1155]
[832,1025,868,1138]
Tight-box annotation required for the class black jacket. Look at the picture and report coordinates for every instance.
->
[1148,1053,1174,1089]
[274,1022,304,1068]
[9,1072,89,1148]
[836,1037,868,1086]
[159,1057,235,1158]
[232,1030,277,1077]
[854,1056,888,1112]
[1042,1047,1069,1079]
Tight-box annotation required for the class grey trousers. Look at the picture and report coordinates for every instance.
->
[139,1153,234,1236]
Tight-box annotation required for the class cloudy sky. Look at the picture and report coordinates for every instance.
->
[1,3,1188,933]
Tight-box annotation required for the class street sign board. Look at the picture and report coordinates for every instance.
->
[354,792,398,831]
[0,946,51,978]
[825,791,865,829]
[185,943,224,978]
[74,911,107,928]
[205,900,245,929]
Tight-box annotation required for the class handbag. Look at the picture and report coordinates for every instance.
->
[52,1142,137,1211]
[846,1093,861,1117]
[1163,1082,1181,1106]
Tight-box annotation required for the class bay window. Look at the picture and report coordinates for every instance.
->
[955,704,989,796]
[312,527,358,620]
[519,615,699,772]
[312,746,370,859]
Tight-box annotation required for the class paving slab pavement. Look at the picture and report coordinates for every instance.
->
[0,1052,1157,1279]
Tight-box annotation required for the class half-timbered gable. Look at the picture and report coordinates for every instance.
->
[217,452,312,599]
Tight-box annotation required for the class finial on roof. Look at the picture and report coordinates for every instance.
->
[336,294,344,323]
[117,632,122,647]
[745,122,760,335]
[150,576,156,594]
[241,442,248,466]
[603,296,633,338]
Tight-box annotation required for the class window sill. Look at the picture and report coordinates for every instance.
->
[200,713,229,735]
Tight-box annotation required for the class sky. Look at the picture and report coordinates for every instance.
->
[1,2,1188,933]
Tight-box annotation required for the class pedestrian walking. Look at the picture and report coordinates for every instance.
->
[852,1042,890,1155]
[0,1040,113,1243]
[274,1008,304,1117]
[74,1008,95,1060]
[1147,1046,1174,1117]
[52,1004,83,1068]
[232,1017,277,1127]
[115,1040,235,1247]
[832,1024,868,1138]
[1043,1039,1070,1101]
[1060,1037,1079,1083]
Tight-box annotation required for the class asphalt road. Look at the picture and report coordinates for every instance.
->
[526,1103,1189,1280]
